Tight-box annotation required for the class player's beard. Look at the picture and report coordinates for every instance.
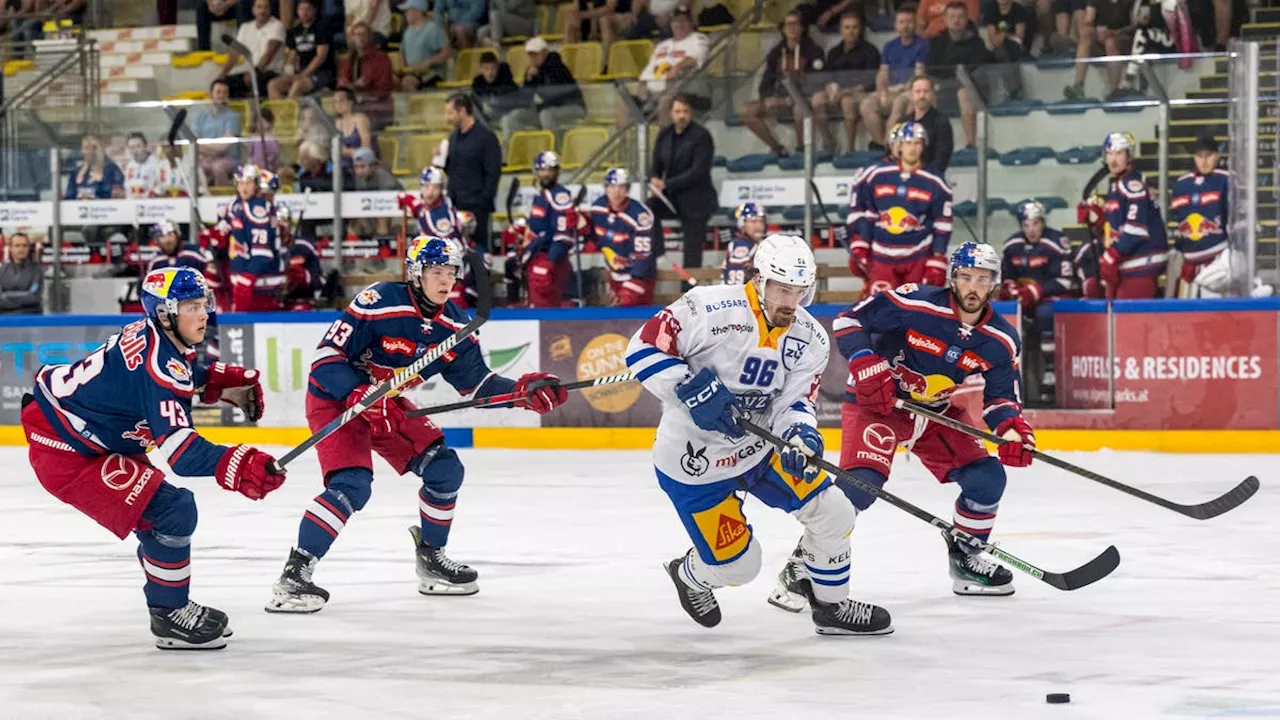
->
[765,303,796,328]
[955,288,986,314]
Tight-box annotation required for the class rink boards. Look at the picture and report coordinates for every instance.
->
[1,298,1278,452]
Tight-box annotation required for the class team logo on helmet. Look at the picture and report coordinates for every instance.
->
[534,151,560,171]
[604,167,629,186]
[419,166,446,186]
[1103,132,1136,154]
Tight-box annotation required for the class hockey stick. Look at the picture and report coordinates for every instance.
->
[165,108,206,227]
[404,372,634,417]
[221,34,268,153]
[272,251,492,471]
[737,418,1120,591]
[505,176,520,224]
[670,261,698,286]
[573,184,588,307]
[897,400,1260,520]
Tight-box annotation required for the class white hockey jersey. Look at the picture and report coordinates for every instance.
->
[626,281,830,486]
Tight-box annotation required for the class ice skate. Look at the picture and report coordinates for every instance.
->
[410,526,478,596]
[664,556,721,628]
[149,601,229,650]
[810,594,894,636]
[766,541,809,613]
[265,548,330,613]
[948,537,1015,596]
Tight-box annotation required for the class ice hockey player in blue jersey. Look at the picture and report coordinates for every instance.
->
[448,208,490,310]
[627,234,892,636]
[20,266,283,650]
[277,205,323,310]
[265,235,569,613]
[585,167,658,306]
[398,166,463,241]
[1170,135,1229,293]
[208,163,287,311]
[147,221,222,362]
[770,243,1036,609]
[1001,200,1075,334]
[722,202,765,285]
[1098,132,1168,298]
[525,151,578,307]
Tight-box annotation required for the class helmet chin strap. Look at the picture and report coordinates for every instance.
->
[157,309,198,350]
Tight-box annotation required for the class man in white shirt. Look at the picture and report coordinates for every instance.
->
[124,132,163,199]
[618,5,710,126]
[217,0,286,100]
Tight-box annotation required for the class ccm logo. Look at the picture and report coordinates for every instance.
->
[906,330,945,357]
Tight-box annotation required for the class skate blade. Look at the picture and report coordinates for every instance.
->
[223,626,234,638]
[814,624,895,637]
[155,635,229,650]
[767,585,808,613]
[418,579,478,596]
[952,580,1016,596]
[263,591,328,614]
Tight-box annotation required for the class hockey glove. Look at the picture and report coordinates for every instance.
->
[1010,281,1043,307]
[849,352,897,415]
[512,372,568,414]
[676,367,745,440]
[396,192,420,214]
[1099,246,1121,292]
[216,445,285,500]
[995,416,1036,468]
[347,384,405,437]
[780,423,823,482]
[200,363,265,421]
[848,239,870,280]
[923,254,949,287]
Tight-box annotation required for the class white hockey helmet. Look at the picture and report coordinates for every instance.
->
[752,233,817,307]
[949,241,1002,286]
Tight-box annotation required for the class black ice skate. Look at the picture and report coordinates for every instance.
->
[810,594,894,636]
[664,555,721,628]
[265,547,330,613]
[947,536,1015,596]
[409,526,478,596]
[766,541,809,613]
[149,601,229,650]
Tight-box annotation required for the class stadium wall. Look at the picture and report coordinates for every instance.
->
[0,298,1276,452]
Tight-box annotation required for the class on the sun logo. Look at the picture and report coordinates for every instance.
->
[715,514,747,550]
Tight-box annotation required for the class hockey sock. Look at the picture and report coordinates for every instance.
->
[413,445,464,548]
[950,457,1006,545]
[136,483,196,609]
[794,487,856,604]
[417,487,456,547]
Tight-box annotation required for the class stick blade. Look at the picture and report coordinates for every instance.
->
[1042,545,1121,591]
[1178,476,1260,520]
[167,108,188,147]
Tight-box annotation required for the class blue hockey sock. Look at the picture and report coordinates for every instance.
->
[417,487,456,547]
[298,488,354,559]
[135,483,197,609]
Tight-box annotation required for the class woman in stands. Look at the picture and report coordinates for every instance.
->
[332,88,375,167]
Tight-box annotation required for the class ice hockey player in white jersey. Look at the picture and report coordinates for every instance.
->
[626,234,892,636]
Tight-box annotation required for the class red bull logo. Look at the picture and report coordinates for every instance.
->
[887,351,959,402]
[877,207,922,235]
[121,421,154,450]
[1178,213,1221,241]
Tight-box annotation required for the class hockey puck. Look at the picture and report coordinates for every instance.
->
[1046,693,1071,704]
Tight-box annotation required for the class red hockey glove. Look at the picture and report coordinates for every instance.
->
[848,239,870,280]
[995,416,1036,468]
[200,363,265,421]
[397,192,419,213]
[1081,276,1101,299]
[512,372,568,414]
[923,254,949,286]
[216,444,285,500]
[1180,258,1199,284]
[347,384,405,437]
[999,279,1017,300]
[849,353,897,415]
[1012,280,1043,306]
[1099,245,1121,292]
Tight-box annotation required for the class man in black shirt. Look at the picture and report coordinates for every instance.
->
[1065,0,1135,100]
[443,94,503,252]
[650,94,716,274]
[924,2,992,148]
[811,12,881,154]
[472,52,523,132]
[267,0,335,98]
[981,0,1028,99]
[902,75,955,174]
[511,36,587,131]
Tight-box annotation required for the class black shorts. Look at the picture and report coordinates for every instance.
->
[1052,0,1087,15]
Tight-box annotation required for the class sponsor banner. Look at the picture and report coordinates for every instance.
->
[1055,306,1278,429]
[133,198,192,224]
[60,200,134,226]
[718,171,978,210]
[199,191,334,223]
[0,327,113,423]
[540,319,661,426]
[0,201,54,228]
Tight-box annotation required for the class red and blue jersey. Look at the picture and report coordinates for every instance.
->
[527,184,577,263]
[1170,169,1229,265]
[832,284,1023,431]
[721,232,756,285]
[1001,229,1075,299]
[1104,169,1169,278]
[31,318,230,478]
[412,197,463,241]
[587,197,657,281]
[846,163,953,265]
[214,196,286,292]
[286,238,324,300]
[308,281,514,403]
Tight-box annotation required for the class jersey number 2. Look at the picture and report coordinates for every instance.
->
[739,358,777,386]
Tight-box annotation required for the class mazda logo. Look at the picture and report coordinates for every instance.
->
[862,423,897,455]
[100,455,135,491]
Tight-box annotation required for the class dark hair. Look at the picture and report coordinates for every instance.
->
[210,77,230,91]
[782,10,806,29]
[897,2,918,15]
[260,107,275,124]
[126,131,147,143]
[840,10,861,23]
[671,93,698,110]
[334,87,354,103]
[909,74,934,90]
[479,51,499,64]
[944,1,967,11]
[447,93,474,116]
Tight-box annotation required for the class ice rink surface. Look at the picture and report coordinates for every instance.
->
[0,447,1277,720]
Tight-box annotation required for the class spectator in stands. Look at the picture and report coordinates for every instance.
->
[443,94,503,252]
[514,36,588,132]
[896,74,954,172]
[332,88,375,165]
[473,51,523,129]
[439,0,487,48]
[217,0,286,100]
[918,0,978,36]
[296,138,352,192]
[567,0,633,72]
[1064,0,1135,100]
[198,0,253,52]
[1121,0,1177,94]
[246,108,280,170]
[812,12,880,154]
[923,2,993,148]
[739,10,825,157]
[268,0,335,98]
[192,79,243,185]
[66,134,125,200]
[338,21,394,112]
[623,5,710,127]
[479,0,536,46]
[860,3,928,150]
[396,0,452,90]
[983,0,1031,85]
[797,0,862,32]
[650,93,716,274]
[124,132,164,198]
[0,232,43,314]
[351,147,401,236]
[345,0,391,46]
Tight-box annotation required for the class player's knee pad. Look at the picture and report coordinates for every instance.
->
[700,537,762,587]
[794,486,859,541]
[413,443,464,497]
[834,468,887,511]
[950,456,1006,507]
[326,467,374,512]
[145,484,197,541]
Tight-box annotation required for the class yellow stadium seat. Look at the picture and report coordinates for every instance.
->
[734,32,764,73]
[262,99,299,138]
[390,52,405,76]
[604,39,652,79]
[406,92,451,131]
[536,4,564,41]
[579,82,615,125]
[560,127,609,169]
[560,42,603,80]
[208,185,235,196]
[164,90,210,102]
[229,100,251,134]
[404,133,448,175]
[506,48,530,83]
[377,135,400,171]
[453,47,487,83]
[504,130,555,172]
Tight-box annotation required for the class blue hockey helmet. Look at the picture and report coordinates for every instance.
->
[1015,200,1045,225]
[151,220,180,240]
[406,234,463,277]
[1103,131,1135,155]
[258,169,279,193]
[456,209,477,238]
[419,165,447,186]
[949,241,1002,286]
[890,121,927,145]
[735,202,766,228]
[604,167,629,186]
[533,150,560,171]
[234,163,262,183]
[140,267,213,343]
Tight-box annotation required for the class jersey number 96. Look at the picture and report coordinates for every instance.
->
[739,357,777,387]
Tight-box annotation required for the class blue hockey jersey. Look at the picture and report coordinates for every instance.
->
[215,196,286,288]
[846,164,953,265]
[721,232,756,285]
[1103,168,1168,278]
[147,243,210,274]
[586,197,657,282]
[1170,168,1229,264]
[832,284,1023,431]
[412,197,463,241]
[527,184,577,263]
[308,282,514,403]
[1001,229,1075,299]
[31,317,230,479]
[286,238,324,300]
